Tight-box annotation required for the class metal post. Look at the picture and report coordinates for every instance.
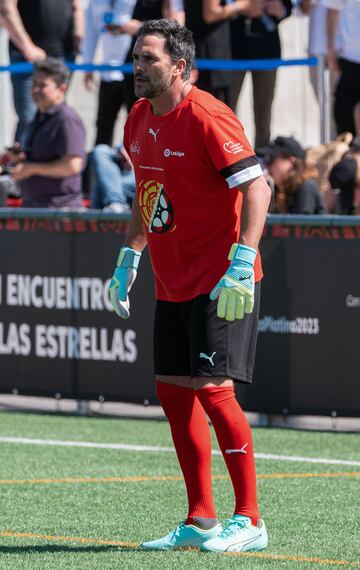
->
[317,55,331,143]
[76,399,89,416]
[0,26,12,148]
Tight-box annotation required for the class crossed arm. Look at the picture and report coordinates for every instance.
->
[10,155,83,181]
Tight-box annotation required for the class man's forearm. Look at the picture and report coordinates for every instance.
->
[239,176,271,250]
[203,0,259,24]
[327,8,339,52]
[124,193,147,252]
[72,0,84,40]
[30,156,83,178]
[0,0,33,53]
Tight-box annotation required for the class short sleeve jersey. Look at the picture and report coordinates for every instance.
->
[124,86,264,302]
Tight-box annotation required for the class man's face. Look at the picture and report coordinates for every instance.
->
[132,34,176,99]
[32,72,66,111]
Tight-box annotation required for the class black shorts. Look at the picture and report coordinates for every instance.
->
[153,283,260,384]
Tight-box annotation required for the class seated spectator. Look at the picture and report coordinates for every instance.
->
[90,143,135,213]
[9,58,86,209]
[257,136,325,214]
[329,139,360,214]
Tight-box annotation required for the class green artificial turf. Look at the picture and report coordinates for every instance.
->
[0,411,359,569]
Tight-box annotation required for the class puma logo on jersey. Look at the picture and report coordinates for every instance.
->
[199,351,216,366]
[149,128,160,142]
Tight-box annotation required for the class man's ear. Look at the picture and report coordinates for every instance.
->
[60,83,69,95]
[173,57,187,77]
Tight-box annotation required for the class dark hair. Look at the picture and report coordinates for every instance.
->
[33,57,70,86]
[136,19,195,80]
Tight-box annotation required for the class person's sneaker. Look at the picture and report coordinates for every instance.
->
[140,522,223,551]
[103,202,131,214]
[201,515,268,553]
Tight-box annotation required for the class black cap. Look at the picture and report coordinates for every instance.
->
[256,136,306,161]
[329,157,357,192]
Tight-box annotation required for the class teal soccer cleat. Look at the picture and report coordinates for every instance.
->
[140,522,223,550]
[201,515,268,553]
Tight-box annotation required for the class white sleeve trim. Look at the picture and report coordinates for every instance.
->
[226,164,263,189]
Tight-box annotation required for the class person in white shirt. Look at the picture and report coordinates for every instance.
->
[81,0,138,146]
[299,0,338,139]
[323,0,360,136]
[300,0,328,96]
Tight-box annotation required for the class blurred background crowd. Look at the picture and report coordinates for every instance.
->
[0,0,359,215]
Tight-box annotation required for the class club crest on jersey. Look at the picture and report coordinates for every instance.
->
[138,179,176,234]
[223,141,244,154]
[130,140,140,154]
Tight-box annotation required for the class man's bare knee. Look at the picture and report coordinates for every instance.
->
[193,377,234,390]
[156,375,194,389]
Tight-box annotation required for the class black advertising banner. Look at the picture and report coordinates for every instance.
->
[0,218,155,403]
[0,216,359,416]
[237,224,360,417]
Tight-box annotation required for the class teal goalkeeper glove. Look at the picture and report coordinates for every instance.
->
[109,247,142,318]
[210,243,256,321]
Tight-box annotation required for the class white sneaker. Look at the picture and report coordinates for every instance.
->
[140,522,223,550]
[201,515,268,552]
[103,202,131,214]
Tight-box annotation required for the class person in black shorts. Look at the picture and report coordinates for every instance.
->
[109,19,271,553]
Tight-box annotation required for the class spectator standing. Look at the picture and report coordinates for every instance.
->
[230,0,292,148]
[82,0,139,147]
[299,0,337,141]
[324,0,360,136]
[9,58,85,208]
[184,0,261,106]
[257,136,325,214]
[0,0,83,145]
[299,0,328,98]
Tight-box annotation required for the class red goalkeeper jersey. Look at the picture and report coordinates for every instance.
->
[124,86,264,302]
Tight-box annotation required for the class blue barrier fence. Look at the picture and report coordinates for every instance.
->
[0,57,318,75]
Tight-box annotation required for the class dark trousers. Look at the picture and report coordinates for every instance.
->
[334,58,360,136]
[95,80,133,146]
[229,69,277,149]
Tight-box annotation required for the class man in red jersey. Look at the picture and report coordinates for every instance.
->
[109,19,271,553]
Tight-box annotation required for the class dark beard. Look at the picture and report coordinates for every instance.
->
[134,74,171,99]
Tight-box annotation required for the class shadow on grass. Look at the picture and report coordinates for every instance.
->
[0,544,140,554]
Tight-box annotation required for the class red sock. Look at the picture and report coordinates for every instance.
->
[197,386,260,525]
[156,381,217,524]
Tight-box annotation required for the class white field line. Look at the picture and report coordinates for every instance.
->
[0,436,359,467]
